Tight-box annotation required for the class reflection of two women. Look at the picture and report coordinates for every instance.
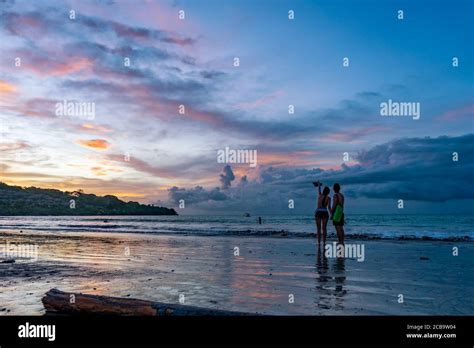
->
[316,246,347,301]
[314,181,345,245]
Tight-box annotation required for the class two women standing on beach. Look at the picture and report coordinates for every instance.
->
[315,181,345,245]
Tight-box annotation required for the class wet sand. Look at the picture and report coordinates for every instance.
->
[0,229,472,315]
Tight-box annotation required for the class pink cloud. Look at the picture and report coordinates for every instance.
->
[235,90,285,110]
[4,98,57,118]
[107,154,176,179]
[25,57,93,77]
[321,126,389,143]
[437,104,474,121]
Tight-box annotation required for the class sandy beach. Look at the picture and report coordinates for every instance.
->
[0,229,472,316]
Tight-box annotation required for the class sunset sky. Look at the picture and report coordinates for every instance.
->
[0,0,473,214]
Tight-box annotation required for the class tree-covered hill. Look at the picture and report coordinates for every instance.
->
[0,182,177,216]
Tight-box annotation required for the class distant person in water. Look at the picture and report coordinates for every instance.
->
[314,180,331,245]
[331,183,345,244]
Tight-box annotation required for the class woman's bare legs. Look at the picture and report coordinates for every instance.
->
[322,218,328,245]
[335,226,345,245]
[316,216,322,245]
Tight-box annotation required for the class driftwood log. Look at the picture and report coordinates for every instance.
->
[42,288,252,316]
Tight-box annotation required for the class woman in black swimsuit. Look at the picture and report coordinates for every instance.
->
[314,181,331,245]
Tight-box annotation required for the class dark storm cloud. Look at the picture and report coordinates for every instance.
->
[219,165,235,189]
[326,134,474,201]
[167,134,474,211]
[168,186,228,205]
[269,134,474,202]
[200,70,226,80]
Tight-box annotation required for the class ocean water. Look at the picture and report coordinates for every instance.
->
[0,214,472,241]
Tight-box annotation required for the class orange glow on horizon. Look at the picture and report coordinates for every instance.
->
[0,80,16,94]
